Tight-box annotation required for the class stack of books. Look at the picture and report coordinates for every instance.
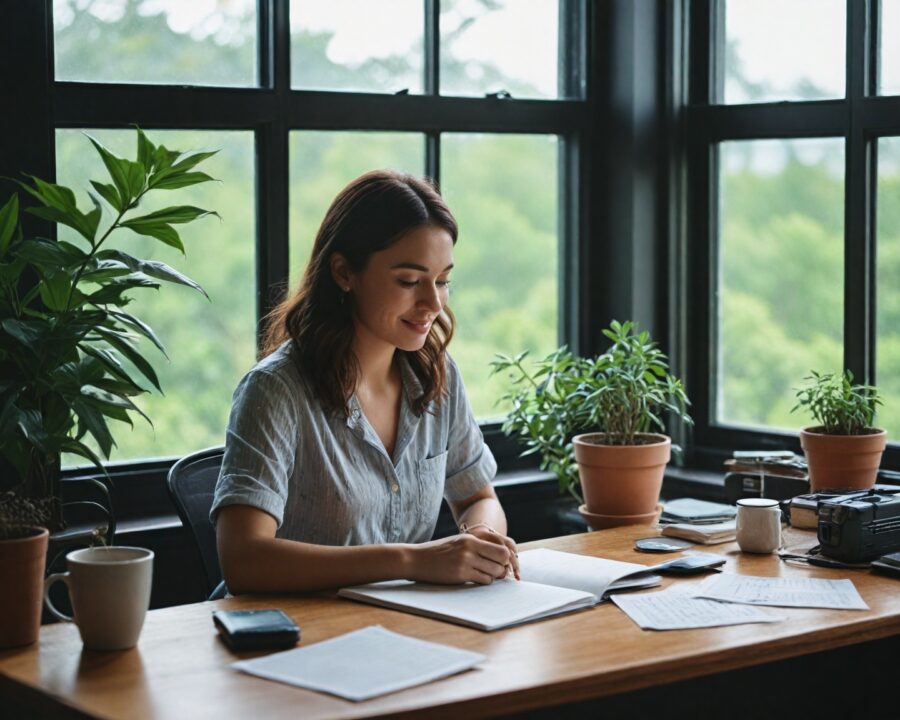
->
[660,521,737,545]
[724,452,808,480]
[660,498,737,525]
[657,498,738,545]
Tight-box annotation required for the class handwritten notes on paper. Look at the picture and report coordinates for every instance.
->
[692,574,869,610]
[612,572,869,630]
[612,591,781,630]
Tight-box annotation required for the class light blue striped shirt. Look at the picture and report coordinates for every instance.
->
[211,342,496,545]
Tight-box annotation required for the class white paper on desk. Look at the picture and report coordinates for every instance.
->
[518,548,661,595]
[612,590,782,630]
[232,625,486,702]
[692,573,869,610]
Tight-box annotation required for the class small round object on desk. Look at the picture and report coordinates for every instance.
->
[634,537,695,552]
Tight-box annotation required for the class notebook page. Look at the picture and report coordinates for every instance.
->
[518,548,660,597]
[233,625,485,701]
[338,578,596,631]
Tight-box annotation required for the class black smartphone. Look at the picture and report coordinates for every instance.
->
[212,609,300,651]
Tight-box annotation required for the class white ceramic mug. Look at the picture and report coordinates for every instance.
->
[44,546,154,650]
[736,498,782,554]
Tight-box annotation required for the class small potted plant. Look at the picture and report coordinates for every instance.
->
[491,320,692,530]
[792,370,885,492]
[0,128,216,646]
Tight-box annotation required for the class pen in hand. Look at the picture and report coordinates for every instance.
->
[508,550,520,581]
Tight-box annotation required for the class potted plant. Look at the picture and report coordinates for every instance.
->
[0,128,216,646]
[491,320,692,530]
[792,370,885,492]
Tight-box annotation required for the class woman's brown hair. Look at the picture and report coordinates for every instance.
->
[261,169,457,416]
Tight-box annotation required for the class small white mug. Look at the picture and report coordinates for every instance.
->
[44,546,154,650]
[736,498,782,554]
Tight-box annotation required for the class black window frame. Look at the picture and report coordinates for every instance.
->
[681,0,900,470]
[2,0,600,484]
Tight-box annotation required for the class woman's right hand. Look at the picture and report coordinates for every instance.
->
[406,534,513,585]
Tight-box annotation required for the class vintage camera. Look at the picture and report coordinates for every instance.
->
[817,489,900,563]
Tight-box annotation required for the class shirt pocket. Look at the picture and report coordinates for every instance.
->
[416,451,448,523]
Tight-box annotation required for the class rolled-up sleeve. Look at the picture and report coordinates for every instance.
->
[210,368,299,528]
[443,358,497,502]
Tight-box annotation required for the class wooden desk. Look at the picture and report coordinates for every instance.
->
[2,526,898,719]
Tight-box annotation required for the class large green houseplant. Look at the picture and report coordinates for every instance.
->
[792,370,886,491]
[0,128,216,646]
[1,127,217,534]
[491,320,691,528]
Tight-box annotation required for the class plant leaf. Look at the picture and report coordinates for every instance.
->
[71,397,114,457]
[60,439,109,477]
[20,175,78,213]
[14,237,86,267]
[170,149,218,173]
[79,344,147,393]
[106,309,168,357]
[93,326,162,392]
[0,193,18,256]
[90,180,123,213]
[150,171,216,190]
[139,259,207,297]
[1,318,43,349]
[38,272,73,311]
[121,205,217,226]
[118,220,184,252]
[24,204,95,242]
[136,127,155,170]
[86,134,134,206]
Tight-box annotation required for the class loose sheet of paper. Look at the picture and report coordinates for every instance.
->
[692,573,869,610]
[233,625,486,702]
[612,590,782,630]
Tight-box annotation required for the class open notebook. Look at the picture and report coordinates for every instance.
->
[337,548,661,631]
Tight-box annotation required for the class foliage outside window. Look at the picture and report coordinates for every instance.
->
[50,0,568,464]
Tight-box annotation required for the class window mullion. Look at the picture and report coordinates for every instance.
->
[256,0,291,347]
[844,0,873,383]
[425,0,439,96]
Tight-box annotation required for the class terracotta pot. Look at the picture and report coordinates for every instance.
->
[573,433,671,517]
[578,503,663,531]
[0,527,49,648]
[800,426,887,492]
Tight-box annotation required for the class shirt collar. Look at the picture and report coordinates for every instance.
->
[345,353,426,430]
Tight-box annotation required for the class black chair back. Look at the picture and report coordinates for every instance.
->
[166,446,226,599]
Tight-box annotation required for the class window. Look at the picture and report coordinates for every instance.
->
[441,133,559,418]
[53,0,259,86]
[720,0,845,104]
[10,0,588,469]
[716,138,844,431]
[686,1,900,467]
[289,0,424,93]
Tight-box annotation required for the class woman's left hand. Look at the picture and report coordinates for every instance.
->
[463,525,519,580]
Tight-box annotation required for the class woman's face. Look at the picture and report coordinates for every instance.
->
[344,224,454,353]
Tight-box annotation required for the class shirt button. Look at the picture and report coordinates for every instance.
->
[391,483,400,493]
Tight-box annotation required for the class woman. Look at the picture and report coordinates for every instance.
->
[211,169,518,594]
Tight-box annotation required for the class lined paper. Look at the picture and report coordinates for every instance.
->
[612,590,782,630]
[692,573,869,610]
